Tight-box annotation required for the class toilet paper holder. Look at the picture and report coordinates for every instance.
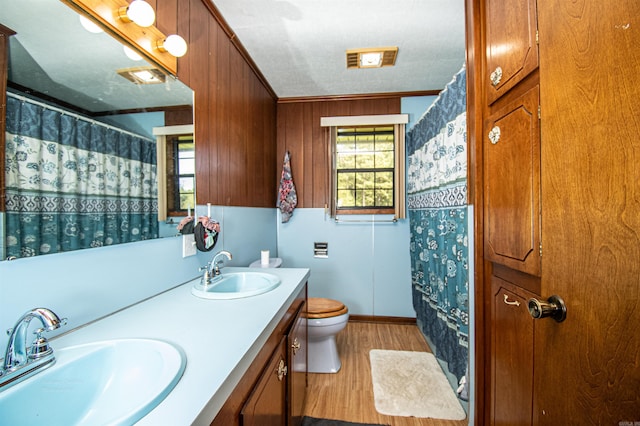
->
[314,242,328,258]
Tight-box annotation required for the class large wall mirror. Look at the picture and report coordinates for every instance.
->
[1,0,194,260]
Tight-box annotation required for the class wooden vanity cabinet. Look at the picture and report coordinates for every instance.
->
[210,285,307,426]
[288,306,307,426]
[241,337,288,426]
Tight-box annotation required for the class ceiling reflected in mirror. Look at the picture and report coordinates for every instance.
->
[2,0,192,117]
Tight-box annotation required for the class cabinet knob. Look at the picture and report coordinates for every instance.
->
[528,295,567,322]
[276,359,288,381]
[488,126,501,144]
[490,66,503,86]
[291,338,301,355]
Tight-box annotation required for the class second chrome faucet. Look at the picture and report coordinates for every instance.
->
[200,250,232,286]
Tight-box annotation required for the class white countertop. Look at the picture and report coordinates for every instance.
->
[49,267,310,425]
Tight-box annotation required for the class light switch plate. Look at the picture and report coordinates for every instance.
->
[182,234,196,257]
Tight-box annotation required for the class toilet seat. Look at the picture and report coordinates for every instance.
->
[307,297,348,319]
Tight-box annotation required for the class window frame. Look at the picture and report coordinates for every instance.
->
[153,124,194,221]
[321,114,408,219]
[169,135,195,214]
[333,125,396,214]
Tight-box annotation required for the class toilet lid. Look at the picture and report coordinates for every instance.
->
[307,297,349,319]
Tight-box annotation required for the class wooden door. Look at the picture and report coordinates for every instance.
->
[533,0,640,423]
[241,337,287,426]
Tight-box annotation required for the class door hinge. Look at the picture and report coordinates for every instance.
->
[536,30,539,45]
[538,105,541,120]
[539,243,543,257]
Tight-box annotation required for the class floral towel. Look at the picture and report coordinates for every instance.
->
[277,151,297,223]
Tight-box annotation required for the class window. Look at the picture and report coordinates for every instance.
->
[321,114,408,219]
[335,126,395,212]
[153,124,194,221]
[169,135,195,212]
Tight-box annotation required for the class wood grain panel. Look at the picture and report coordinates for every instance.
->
[241,337,287,426]
[189,0,211,206]
[491,276,535,426]
[276,98,401,208]
[534,0,640,423]
[154,0,177,37]
[311,102,329,208]
[175,0,277,208]
[485,0,538,104]
[484,84,540,276]
[175,0,191,87]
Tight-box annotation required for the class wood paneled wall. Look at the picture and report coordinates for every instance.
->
[155,0,278,208]
[155,1,401,209]
[276,98,401,209]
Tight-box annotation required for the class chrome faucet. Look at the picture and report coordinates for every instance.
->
[1,307,66,389]
[200,250,232,286]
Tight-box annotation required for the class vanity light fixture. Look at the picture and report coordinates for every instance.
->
[346,47,398,69]
[117,66,166,84]
[156,34,188,58]
[61,0,184,76]
[118,0,155,28]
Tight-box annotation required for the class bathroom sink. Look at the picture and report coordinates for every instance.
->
[191,272,281,299]
[0,338,186,426]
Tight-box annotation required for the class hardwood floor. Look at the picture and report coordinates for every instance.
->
[303,321,468,426]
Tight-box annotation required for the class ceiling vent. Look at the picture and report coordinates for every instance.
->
[346,47,398,69]
[117,66,167,84]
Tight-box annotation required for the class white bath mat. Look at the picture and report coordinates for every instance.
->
[369,349,466,420]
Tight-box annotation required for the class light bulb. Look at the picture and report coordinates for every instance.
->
[158,35,188,57]
[121,0,155,27]
[79,15,103,33]
[123,46,143,61]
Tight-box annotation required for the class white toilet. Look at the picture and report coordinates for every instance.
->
[306,297,349,373]
[248,258,349,373]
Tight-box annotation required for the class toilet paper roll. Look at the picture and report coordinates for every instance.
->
[261,250,270,266]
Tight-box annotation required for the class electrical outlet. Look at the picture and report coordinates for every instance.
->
[182,234,196,257]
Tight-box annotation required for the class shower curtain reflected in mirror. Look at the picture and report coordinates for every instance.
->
[4,93,158,258]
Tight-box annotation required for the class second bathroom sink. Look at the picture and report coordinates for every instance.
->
[0,338,186,426]
[191,272,281,299]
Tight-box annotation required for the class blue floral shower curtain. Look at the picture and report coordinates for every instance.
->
[4,93,158,258]
[406,67,468,383]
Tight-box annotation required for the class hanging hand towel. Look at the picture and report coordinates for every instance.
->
[277,151,298,223]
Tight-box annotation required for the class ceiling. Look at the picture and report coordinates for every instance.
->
[1,0,466,111]
[210,0,467,98]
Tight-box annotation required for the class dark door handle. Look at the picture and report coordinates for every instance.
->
[528,295,567,322]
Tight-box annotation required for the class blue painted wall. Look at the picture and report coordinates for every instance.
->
[276,209,414,317]
[0,206,276,350]
[402,96,437,131]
